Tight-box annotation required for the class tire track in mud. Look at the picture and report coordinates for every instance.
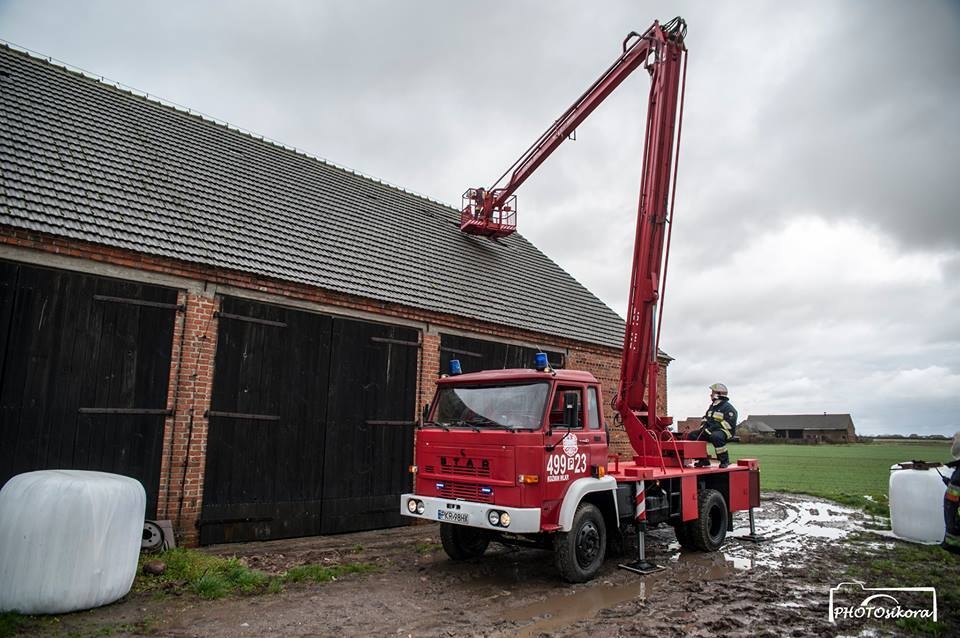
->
[724,495,865,568]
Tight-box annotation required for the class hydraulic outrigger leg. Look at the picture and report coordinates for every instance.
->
[738,506,766,543]
[619,521,665,575]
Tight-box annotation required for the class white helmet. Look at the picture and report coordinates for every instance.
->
[709,382,728,396]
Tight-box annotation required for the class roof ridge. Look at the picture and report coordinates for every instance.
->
[0,39,459,213]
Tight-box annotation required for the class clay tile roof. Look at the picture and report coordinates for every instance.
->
[0,45,629,349]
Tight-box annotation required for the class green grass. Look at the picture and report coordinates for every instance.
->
[281,562,378,584]
[134,548,270,599]
[134,548,378,599]
[732,441,951,515]
[0,612,26,638]
[415,542,442,554]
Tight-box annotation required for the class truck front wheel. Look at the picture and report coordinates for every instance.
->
[440,523,490,560]
[555,503,607,583]
[685,488,728,551]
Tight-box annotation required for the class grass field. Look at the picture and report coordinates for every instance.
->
[730,440,952,515]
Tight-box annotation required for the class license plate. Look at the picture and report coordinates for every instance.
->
[438,510,469,524]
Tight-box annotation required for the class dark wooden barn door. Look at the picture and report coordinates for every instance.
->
[0,261,178,516]
[201,297,417,544]
[321,319,418,534]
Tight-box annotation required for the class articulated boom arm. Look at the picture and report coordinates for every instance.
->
[460,18,687,239]
[614,19,687,460]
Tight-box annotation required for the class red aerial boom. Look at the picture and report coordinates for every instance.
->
[461,17,689,462]
[407,20,762,583]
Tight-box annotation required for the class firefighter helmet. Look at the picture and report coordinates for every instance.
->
[709,382,729,396]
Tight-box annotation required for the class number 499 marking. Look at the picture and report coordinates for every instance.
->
[547,452,587,476]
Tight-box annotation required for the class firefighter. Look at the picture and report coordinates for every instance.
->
[687,382,737,468]
[944,432,960,555]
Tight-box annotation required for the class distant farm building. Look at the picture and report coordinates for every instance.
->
[736,419,775,442]
[740,414,856,443]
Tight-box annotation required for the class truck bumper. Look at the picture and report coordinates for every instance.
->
[400,494,542,534]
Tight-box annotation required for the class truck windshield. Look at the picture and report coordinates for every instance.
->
[432,382,549,430]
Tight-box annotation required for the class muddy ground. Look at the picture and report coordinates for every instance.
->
[20,494,914,637]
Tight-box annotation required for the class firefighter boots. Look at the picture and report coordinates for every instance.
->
[718,452,730,469]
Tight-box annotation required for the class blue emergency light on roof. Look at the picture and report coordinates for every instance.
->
[534,352,549,372]
[449,359,462,375]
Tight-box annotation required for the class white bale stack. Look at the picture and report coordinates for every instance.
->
[0,470,146,614]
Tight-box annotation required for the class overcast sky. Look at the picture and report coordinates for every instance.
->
[2,0,958,435]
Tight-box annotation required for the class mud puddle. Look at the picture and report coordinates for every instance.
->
[724,495,866,567]
[502,550,742,638]
[497,494,869,637]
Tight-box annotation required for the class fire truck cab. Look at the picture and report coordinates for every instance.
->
[402,366,760,582]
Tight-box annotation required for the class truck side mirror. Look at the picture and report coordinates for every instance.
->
[421,403,430,423]
[563,391,580,427]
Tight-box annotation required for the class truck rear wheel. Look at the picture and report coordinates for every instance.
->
[685,488,728,551]
[555,503,606,583]
[440,523,490,560]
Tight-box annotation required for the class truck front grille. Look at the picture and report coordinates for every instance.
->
[437,481,494,503]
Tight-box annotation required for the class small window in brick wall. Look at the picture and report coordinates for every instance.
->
[439,333,564,375]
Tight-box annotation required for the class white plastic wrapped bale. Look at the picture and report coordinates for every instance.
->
[0,470,146,614]
[888,462,947,544]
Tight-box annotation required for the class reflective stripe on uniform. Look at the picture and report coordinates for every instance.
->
[715,445,728,454]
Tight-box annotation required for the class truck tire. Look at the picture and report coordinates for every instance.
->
[555,503,606,583]
[440,523,490,560]
[685,488,728,551]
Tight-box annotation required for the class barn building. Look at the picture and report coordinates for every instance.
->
[739,414,857,443]
[0,45,669,545]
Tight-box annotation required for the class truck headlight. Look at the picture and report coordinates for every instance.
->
[487,510,501,526]
[407,499,419,514]
[499,512,511,527]
[416,501,425,515]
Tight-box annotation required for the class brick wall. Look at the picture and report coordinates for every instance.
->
[2,227,673,543]
[154,291,219,546]
[567,344,668,459]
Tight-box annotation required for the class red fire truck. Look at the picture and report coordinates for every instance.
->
[401,17,760,582]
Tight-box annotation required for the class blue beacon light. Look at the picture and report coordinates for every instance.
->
[449,359,462,375]
[534,352,549,372]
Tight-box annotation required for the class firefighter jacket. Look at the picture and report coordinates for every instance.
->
[701,398,737,438]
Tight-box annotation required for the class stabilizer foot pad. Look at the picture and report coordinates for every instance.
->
[618,560,666,575]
